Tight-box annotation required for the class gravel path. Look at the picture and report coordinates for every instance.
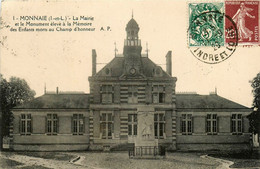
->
[70,152,220,169]
[201,155,234,169]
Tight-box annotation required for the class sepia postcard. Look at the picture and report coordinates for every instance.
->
[0,0,260,168]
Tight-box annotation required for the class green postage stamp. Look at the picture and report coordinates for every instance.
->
[188,3,225,47]
[188,2,238,64]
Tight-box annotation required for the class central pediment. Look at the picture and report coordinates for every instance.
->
[93,55,172,80]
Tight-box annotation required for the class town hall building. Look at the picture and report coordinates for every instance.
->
[10,17,252,152]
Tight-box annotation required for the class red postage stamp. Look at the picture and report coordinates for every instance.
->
[225,1,259,44]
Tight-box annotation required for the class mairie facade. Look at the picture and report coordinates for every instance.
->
[11,18,251,152]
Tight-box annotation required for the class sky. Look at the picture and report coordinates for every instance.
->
[1,0,260,107]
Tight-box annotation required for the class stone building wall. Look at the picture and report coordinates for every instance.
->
[11,110,89,151]
[176,111,251,152]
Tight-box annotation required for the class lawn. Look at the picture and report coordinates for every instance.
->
[0,154,51,169]
[210,151,260,168]
[1,151,78,169]
[16,151,77,161]
[0,157,23,169]
[19,165,51,169]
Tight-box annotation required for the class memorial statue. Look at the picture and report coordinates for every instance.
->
[141,113,152,139]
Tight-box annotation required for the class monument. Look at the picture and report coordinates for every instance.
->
[134,107,159,157]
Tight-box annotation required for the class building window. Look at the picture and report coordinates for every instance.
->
[47,114,58,135]
[73,114,84,135]
[101,85,113,104]
[206,114,217,134]
[159,93,165,103]
[231,114,242,135]
[21,114,31,135]
[152,85,165,103]
[181,114,192,135]
[154,113,165,139]
[128,114,137,136]
[128,86,138,103]
[100,113,113,139]
[131,40,134,46]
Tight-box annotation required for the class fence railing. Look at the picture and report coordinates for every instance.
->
[129,146,166,158]
[3,137,10,149]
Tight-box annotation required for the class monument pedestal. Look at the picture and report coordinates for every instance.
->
[134,137,159,157]
[135,138,158,147]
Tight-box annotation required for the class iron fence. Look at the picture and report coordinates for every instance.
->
[129,146,166,158]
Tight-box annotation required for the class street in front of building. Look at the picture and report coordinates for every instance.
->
[0,151,260,169]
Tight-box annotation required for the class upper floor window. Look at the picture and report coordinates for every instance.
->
[152,85,165,103]
[47,114,58,135]
[101,85,113,104]
[128,86,138,103]
[100,113,113,139]
[73,114,84,135]
[206,114,217,135]
[231,114,242,135]
[128,114,137,136]
[154,113,165,139]
[181,114,192,135]
[21,114,31,135]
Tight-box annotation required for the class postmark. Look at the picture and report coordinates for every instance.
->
[188,3,238,64]
[225,1,259,44]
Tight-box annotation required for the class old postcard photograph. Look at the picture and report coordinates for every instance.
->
[0,0,260,168]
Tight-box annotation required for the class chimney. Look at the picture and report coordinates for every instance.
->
[166,51,172,76]
[92,49,97,75]
[44,83,46,94]
[56,87,59,94]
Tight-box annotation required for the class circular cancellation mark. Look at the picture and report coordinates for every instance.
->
[188,11,238,64]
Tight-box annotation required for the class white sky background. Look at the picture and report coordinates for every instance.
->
[1,0,260,107]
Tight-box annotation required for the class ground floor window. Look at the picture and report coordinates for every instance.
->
[206,114,217,134]
[154,113,165,139]
[47,114,58,135]
[231,114,242,134]
[100,113,113,139]
[181,114,192,135]
[21,114,31,135]
[73,114,84,135]
[128,114,137,136]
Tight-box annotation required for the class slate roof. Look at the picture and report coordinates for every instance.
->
[95,56,171,78]
[176,94,250,111]
[126,18,139,29]
[14,93,90,109]
[13,93,250,111]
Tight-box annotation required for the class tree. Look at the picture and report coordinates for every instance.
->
[248,72,260,134]
[0,75,35,149]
